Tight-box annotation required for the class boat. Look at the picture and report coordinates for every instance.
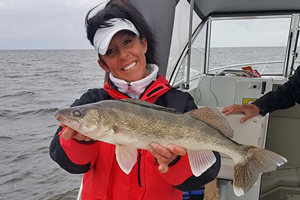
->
[78,0,300,199]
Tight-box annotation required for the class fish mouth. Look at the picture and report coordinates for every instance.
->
[55,112,81,131]
[55,113,70,126]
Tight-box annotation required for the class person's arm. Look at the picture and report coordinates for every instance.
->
[49,89,109,173]
[163,152,220,191]
[149,143,220,191]
[50,126,99,174]
[253,66,300,115]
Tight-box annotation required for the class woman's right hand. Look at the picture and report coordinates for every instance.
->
[222,104,260,123]
[61,125,94,142]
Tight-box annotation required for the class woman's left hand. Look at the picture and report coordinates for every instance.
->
[148,143,186,173]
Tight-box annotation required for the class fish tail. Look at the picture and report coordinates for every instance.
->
[233,146,287,196]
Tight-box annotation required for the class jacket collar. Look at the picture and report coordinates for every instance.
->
[109,64,159,99]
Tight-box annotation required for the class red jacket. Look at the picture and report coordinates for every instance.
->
[50,75,220,200]
[60,136,195,200]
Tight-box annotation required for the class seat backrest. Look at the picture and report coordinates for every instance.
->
[267,104,300,168]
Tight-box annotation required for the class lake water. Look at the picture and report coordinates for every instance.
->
[0,50,104,200]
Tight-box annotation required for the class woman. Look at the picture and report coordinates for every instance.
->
[50,1,220,199]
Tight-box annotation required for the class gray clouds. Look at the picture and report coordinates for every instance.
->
[211,18,291,47]
[0,0,104,50]
[0,1,292,49]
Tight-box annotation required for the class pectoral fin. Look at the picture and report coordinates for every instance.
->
[113,126,138,144]
[187,150,216,177]
[115,145,137,174]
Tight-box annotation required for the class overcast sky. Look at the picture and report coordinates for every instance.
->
[0,0,293,50]
[0,0,105,50]
[211,18,291,47]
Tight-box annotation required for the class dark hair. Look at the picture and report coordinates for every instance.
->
[85,0,158,65]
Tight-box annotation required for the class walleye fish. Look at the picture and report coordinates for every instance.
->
[55,99,287,196]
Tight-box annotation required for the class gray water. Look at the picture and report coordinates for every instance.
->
[0,50,104,200]
[0,48,287,200]
[209,47,287,74]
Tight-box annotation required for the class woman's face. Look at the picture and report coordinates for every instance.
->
[98,30,148,82]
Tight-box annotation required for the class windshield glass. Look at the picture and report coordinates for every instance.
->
[208,17,291,76]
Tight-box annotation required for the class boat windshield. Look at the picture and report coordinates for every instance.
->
[171,14,300,87]
[208,17,291,76]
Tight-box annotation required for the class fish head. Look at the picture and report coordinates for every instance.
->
[55,105,101,135]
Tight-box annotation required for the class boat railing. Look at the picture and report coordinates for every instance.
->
[208,61,285,75]
[173,60,300,88]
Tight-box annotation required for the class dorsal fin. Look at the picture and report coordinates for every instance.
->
[118,99,180,114]
[186,107,234,138]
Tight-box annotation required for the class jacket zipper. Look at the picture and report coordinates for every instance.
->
[127,82,131,92]
[138,150,142,187]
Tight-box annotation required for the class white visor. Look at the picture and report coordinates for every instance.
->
[93,18,140,55]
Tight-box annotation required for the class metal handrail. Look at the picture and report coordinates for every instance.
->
[208,61,285,74]
[77,179,83,200]
[184,0,195,89]
[174,71,201,87]
[174,60,289,87]
[173,59,300,87]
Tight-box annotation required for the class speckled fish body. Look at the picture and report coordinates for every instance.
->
[55,99,287,197]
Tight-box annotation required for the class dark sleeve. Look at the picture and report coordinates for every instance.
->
[49,88,111,174]
[71,88,112,107]
[253,66,300,116]
[49,126,91,174]
[174,152,221,191]
[155,88,198,112]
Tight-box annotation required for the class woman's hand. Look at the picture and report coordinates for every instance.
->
[60,125,94,142]
[148,143,186,173]
[222,104,260,123]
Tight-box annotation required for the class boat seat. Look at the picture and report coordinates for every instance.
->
[267,108,300,169]
[260,105,300,198]
[286,194,300,200]
[261,168,300,195]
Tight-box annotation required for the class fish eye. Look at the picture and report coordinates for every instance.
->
[73,109,83,117]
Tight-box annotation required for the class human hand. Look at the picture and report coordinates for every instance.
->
[148,143,186,173]
[60,124,94,142]
[222,104,260,123]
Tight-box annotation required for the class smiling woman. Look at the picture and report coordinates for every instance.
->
[98,29,148,82]
[49,0,221,200]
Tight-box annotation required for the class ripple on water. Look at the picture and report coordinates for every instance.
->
[0,108,59,119]
[0,91,36,99]
[7,154,29,164]
[0,135,13,140]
